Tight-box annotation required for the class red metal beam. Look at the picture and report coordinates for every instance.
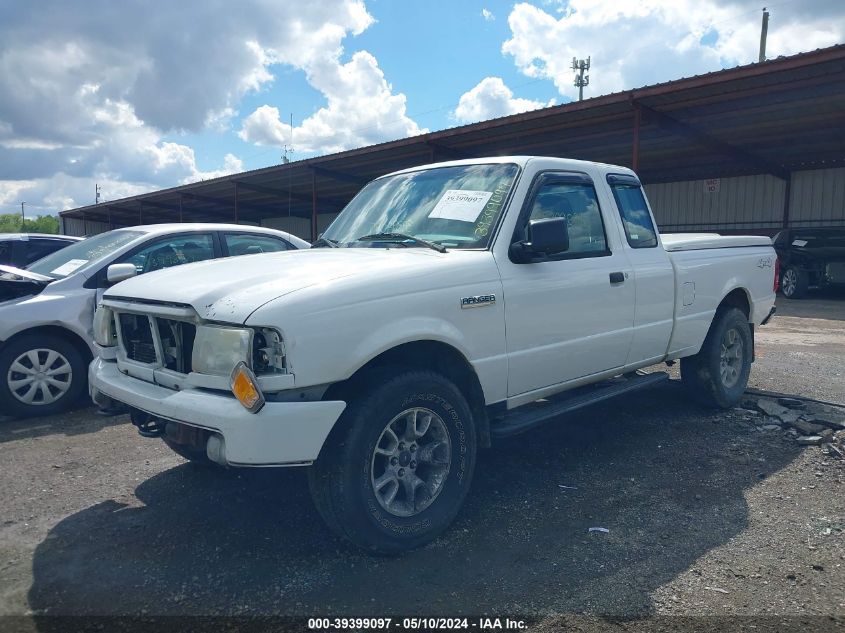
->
[632,104,641,171]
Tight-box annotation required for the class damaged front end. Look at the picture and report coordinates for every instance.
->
[0,265,52,302]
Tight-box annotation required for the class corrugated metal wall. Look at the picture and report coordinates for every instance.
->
[644,174,786,232]
[61,217,112,237]
[259,216,312,240]
[645,167,845,233]
[789,167,845,227]
[62,167,844,238]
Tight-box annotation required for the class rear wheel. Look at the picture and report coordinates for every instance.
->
[0,333,87,418]
[681,307,752,408]
[308,370,477,554]
[781,266,809,299]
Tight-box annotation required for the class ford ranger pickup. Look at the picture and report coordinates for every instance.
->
[89,157,778,553]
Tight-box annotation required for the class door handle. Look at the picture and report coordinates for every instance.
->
[609,272,626,284]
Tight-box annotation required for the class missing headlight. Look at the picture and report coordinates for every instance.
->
[252,328,286,374]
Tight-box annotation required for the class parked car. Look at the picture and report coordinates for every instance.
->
[773,227,845,299]
[90,157,777,553]
[0,223,309,417]
[0,233,81,268]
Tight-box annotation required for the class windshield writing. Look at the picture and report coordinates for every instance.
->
[322,163,519,249]
[27,230,144,278]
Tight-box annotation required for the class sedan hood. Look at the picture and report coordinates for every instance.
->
[104,248,452,323]
[0,264,53,283]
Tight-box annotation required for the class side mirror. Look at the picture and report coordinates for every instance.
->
[510,217,570,262]
[106,263,137,284]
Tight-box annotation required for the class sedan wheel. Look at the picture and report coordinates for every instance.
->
[7,349,73,405]
[781,268,797,297]
[0,333,87,417]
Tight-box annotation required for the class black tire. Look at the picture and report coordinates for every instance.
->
[0,332,87,418]
[308,370,477,554]
[680,307,752,409]
[781,266,809,299]
[162,437,212,464]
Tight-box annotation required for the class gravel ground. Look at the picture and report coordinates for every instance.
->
[0,294,843,630]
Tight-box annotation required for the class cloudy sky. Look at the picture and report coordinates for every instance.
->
[1,0,843,216]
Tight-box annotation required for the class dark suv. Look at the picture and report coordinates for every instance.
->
[773,228,845,299]
[0,233,81,269]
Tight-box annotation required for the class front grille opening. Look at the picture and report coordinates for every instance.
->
[156,319,196,373]
[119,313,157,364]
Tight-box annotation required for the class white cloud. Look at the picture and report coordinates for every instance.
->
[239,51,425,154]
[0,0,388,214]
[454,77,554,124]
[482,8,495,21]
[502,1,845,101]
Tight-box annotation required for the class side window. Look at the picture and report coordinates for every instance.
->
[122,233,215,274]
[0,241,13,265]
[22,239,66,266]
[525,181,608,256]
[610,184,658,248]
[223,233,289,256]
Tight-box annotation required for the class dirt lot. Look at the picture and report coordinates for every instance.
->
[0,294,843,630]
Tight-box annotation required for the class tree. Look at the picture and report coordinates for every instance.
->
[0,213,61,234]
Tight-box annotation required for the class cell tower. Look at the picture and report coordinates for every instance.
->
[572,56,591,101]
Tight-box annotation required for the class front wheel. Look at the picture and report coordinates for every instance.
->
[308,370,477,554]
[680,307,752,409]
[781,266,809,299]
[0,333,87,418]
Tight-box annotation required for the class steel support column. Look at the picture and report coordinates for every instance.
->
[632,104,641,171]
[311,170,318,242]
[233,182,239,223]
[782,172,792,228]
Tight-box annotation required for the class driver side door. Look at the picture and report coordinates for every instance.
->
[497,172,636,397]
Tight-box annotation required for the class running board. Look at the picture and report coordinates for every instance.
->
[490,371,669,439]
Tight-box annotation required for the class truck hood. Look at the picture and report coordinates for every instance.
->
[104,248,454,323]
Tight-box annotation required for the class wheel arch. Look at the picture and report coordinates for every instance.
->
[717,287,751,320]
[322,339,491,449]
[1,325,94,365]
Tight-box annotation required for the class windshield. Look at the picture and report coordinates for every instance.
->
[321,163,520,249]
[26,229,145,279]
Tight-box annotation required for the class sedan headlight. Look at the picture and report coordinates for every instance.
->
[93,306,116,347]
[191,325,252,376]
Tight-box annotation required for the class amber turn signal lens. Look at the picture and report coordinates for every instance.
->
[230,361,265,413]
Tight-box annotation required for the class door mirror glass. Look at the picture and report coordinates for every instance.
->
[527,217,569,254]
[510,217,570,262]
[106,263,137,284]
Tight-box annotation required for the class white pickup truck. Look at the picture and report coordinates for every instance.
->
[90,157,777,553]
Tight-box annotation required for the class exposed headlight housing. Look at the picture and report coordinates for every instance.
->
[93,306,116,347]
[191,325,252,376]
[251,327,287,374]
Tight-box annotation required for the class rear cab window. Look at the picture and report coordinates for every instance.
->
[607,174,658,249]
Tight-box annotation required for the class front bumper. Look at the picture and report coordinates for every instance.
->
[89,358,346,466]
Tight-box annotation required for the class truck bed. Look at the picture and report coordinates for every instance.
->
[661,233,772,251]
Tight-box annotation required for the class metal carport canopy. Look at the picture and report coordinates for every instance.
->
[61,44,845,239]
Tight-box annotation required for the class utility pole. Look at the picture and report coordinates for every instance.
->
[20,202,26,227]
[572,56,591,101]
[759,8,769,62]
